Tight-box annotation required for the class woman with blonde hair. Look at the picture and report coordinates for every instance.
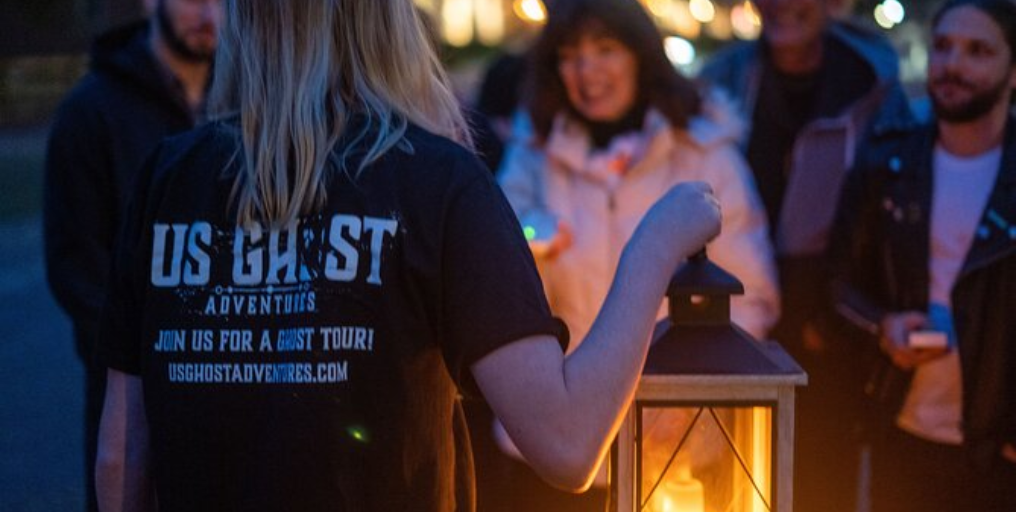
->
[93,1,721,511]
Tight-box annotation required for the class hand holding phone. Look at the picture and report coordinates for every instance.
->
[907,330,949,350]
[521,210,572,259]
[881,313,948,369]
[520,210,559,257]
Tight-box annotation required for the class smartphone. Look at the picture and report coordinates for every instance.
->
[520,210,559,258]
[908,330,948,350]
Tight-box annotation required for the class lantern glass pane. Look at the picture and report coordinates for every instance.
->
[639,405,773,512]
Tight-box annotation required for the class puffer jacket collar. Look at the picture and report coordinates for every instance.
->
[544,109,675,187]
[544,96,747,187]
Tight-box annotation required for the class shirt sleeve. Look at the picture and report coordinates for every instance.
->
[438,166,569,393]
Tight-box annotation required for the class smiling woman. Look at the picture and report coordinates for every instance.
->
[557,31,639,124]
[525,0,700,143]
[504,0,779,359]
[494,0,780,508]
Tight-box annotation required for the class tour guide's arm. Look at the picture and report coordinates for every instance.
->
[473,182,720,492]
[96,370,155,512]
[95,183,721,508]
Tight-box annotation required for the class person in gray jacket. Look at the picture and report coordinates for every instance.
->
[699,1,915,511]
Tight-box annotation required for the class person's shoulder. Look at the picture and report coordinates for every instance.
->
[389,123,492,186]
[157,118,229,152]
[401,123,476,159]
[678,91,746,150]
[51,72,109,122]
[704,39,758,64]
[853,120,932,181]
[869,113,929,144]
[829,19,896,53]
[52,25,154,124]
[145,121,236,185]
[87,22,154,91]
[828,20,900,79]
[699,40,759,81]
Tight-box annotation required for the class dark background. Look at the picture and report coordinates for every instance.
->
[0,0,140,57]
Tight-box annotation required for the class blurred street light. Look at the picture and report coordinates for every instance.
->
[730,1,761,40]
[475,0,505,45]
[513,0,548,23]
[442,0,474,46]
[689,0,716,23]
[874,0,905,29]
[668,1,702,39]
[664,36,696,68]
[707,7,733,39]
[882,0,906,24]
[645,0,676,18]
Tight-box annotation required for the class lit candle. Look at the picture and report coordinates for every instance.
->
[652,464,705,512]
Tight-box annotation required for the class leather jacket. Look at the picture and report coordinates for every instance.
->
[829,117,1015,471]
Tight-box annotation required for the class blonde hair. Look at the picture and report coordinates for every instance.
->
[208,0,471,227]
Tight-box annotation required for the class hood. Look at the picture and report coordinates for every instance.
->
[90,21,182,110]
[699,19,916,138]
[829,20,900,86]
[685,88,747,149]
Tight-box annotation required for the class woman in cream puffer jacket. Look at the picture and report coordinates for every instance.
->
[499,95,780,350]
[490,0,780,504]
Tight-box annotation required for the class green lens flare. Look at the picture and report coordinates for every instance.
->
[347,426,370,443]
[523,225,537,240]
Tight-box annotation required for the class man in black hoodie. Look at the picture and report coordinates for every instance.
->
[43,1,222,509]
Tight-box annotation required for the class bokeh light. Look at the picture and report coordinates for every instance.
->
[690,0,716,23]
[874,0,905,29]
[664,36,696,69]
[882,0,906,24]
[730,1,762,40]
[513,0,548,24]
[442,0,475,46]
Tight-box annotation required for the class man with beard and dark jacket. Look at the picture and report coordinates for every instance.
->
[698,1,916,510]
[830,1,1014,511]
[43,0,222,509]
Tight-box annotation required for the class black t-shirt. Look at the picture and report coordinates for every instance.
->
[97,119,566,512]
[745,35,876,232]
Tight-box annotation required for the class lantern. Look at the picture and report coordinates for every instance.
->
[612,251,806,512]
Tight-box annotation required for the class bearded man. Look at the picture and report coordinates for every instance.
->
[829,1,1015,510]
[43,1,223,510]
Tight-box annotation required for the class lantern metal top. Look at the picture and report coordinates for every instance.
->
[666,248,744,297]
[645,324,804,378]
[646,249,805,380]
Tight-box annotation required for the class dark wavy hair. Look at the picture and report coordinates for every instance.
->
[525,0,701,141]
[933,0,1015,58]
